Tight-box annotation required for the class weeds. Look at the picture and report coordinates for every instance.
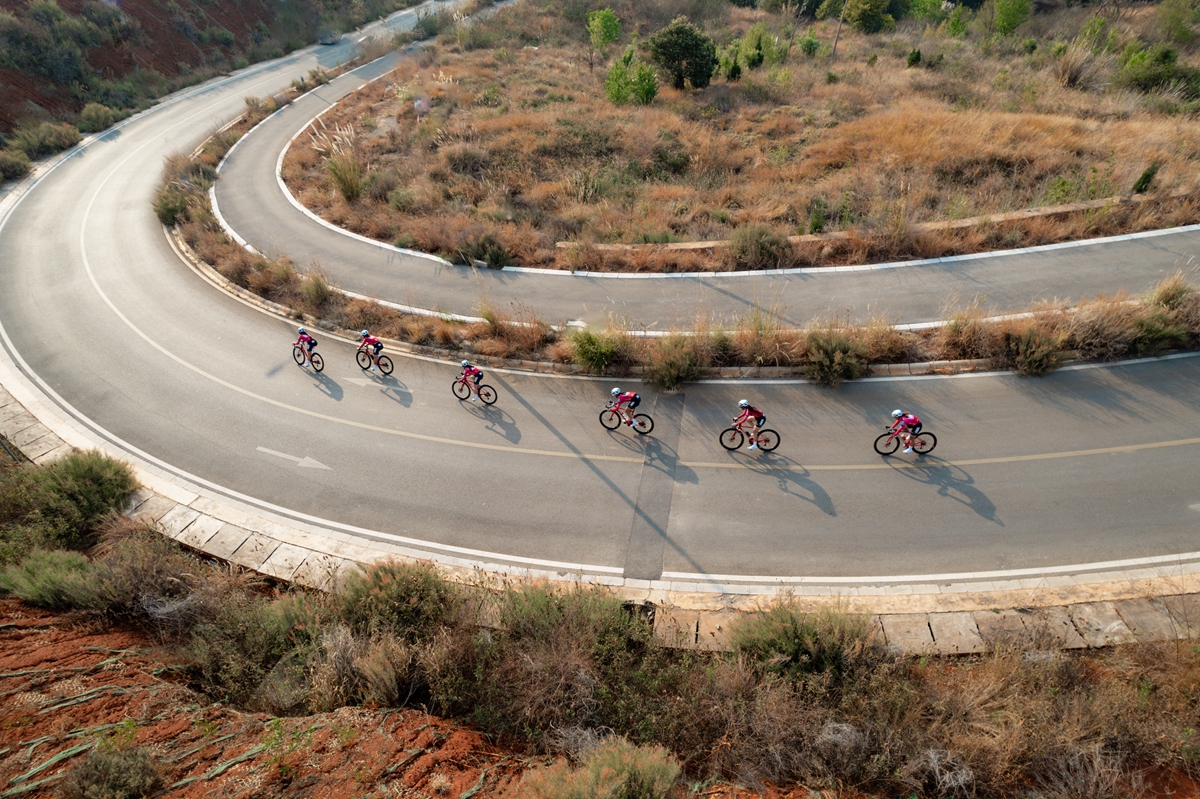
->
[517,737,680,799]
[803,329,867,387]
[644,335,708,390]
[58,726,161,799]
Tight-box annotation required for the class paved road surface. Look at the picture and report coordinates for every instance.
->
[1,27,1198,585]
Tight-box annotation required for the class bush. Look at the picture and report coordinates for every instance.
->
[993,0,1030,36]
[1116,43,1199,96]
[844,0,895,34]
[184,591,294,707]
[1132,310,1187,356]
[907,48,922,67]
[0,148,31,180]
[518,737,680,799]
[59,743,161,799]
[729,604,881,684]
[996,328,1061,376]
[8,122,81,158]
[606,46,659,105]
[645,16,719,90]
[1132,161,1160,194]
[798,29,820,56]
[325,154,364,202]
[336,561,458,640]
[78,102,125,133]
[570,329,628,373]
[645,335,707,389]
[803,330,866,387]
[728,225,790,269]
[457,231,515,268]
[153,184,190,226]
[0,549,98,609]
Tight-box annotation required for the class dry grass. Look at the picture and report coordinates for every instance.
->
[279,2,1200,271]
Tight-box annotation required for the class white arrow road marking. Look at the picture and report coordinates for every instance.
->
[256,447,331,470]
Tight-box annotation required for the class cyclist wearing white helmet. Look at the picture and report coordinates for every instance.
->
[733,398,766,450]
[459,359,484,400]
[358,330,383,371]
[890,409,922,453]
[293,326,317,367]
[611,387,640,426]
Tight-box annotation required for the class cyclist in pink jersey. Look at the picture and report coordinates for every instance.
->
[459,360,484,401]
[610,387,641,426]
[890,409,922,453]
[732,399,767,450]
[293,327,317,367]
[358,330,383,371]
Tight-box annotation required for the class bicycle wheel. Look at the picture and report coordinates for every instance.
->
[478,385,497,405]
[356,350,371,370]
[719,428,744,450]
[912,431,937,454]
[309,352,324,372]
[757,429,780,452]
[874,432,900,456]
[377,355,394,375]
[452,380,471,400]
[599,409,622,430]
[633,414,654,435]
[292,346,305,366]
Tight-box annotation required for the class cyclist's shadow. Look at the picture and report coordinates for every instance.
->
[459,401,521,444]
[307,370,343,401]
[369,374,411,408]
[888,456,1002,524]
[734,452,835,516]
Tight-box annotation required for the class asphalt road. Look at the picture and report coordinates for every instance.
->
[1,25,1198,584]
[216,62,1200,329]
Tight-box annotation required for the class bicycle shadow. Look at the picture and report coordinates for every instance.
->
[366,373,412,408]
[458,401,521,444]
[728,451,836,516]
[642,436,699,485]
[307,370,343,401]
[887,455,1003,525]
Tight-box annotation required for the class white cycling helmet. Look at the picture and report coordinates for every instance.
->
[738,399,749,408]
[361,330,369,338]
[297,327,306,334]
[461,360,470,367]
[611,387,621,396]
[892,409,904,419]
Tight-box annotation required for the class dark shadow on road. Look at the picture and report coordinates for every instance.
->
[887,455,1002,524]
[371,374,411,408]
[458,401,520,444]
[490,374,707,577]
[729,451,836,516]
[308,370,343,401]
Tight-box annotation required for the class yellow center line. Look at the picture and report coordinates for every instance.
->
[680,436,1200,471]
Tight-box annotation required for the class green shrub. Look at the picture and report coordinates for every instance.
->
[0,148,32,180]
[9,122,81,158]
[325,154,364,202]
[606,46,659,105]
[645,335,707,390]
[79,102,125,133]
[518,737,680,799]
[1116,43,1200,96]
[938,5,971,38]
[1158,0,1197,44]
[387,186,416,212]
[844,0,895,34]
[808,198,827,234]
[153,184,190,226]
[909,0,943,21]
[457,231,515,268]
[300,272,332,310]
[798,29,820,56]
[184,592,294,707]
[996,328,1061,376]
[907,48,922,67]
[570,329,628,373]
[28,451,135,549]
[59,742,161,799]
[993,0,1031,36]
[719,50,742,81]
[1132,161,1160,194]
[729,225,790,269]
[730,604,881,683]
[803,330,866,387]
[0,549,98,609]
[336,561,458,640]
[645,16,719,90]
[1132,310,1187,356]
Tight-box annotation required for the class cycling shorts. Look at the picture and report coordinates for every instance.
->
[472,372,482,384]
[755,416,766,427]
[372,342,383,354]
[626,397,640,410]
[305,340,316,350]
[905,423,922,435]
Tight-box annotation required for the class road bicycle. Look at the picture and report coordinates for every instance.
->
[874,426,937,456]
[356,347,394,375]
[292,346,324,372]
[451,373,497,405]
[719,422,780,452]
[599,401,653,435]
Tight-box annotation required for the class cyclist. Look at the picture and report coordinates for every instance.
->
[732,399,767,450]
[611,387,640,426]
[890,409,922,453]
[459,360,484,401]
[358,330,383,372]
[293,326,317,367]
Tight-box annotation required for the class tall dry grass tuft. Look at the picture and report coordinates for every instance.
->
[933,300,996,360]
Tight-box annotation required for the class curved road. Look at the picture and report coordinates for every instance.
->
[216,63,1200,329]
[0,34,1198,589]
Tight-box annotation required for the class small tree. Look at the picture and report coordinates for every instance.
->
[605,45,659,105]
[844,0,894,33]
[586,8,620,73]
[993,0,1031,36]
[645,16,719,90]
